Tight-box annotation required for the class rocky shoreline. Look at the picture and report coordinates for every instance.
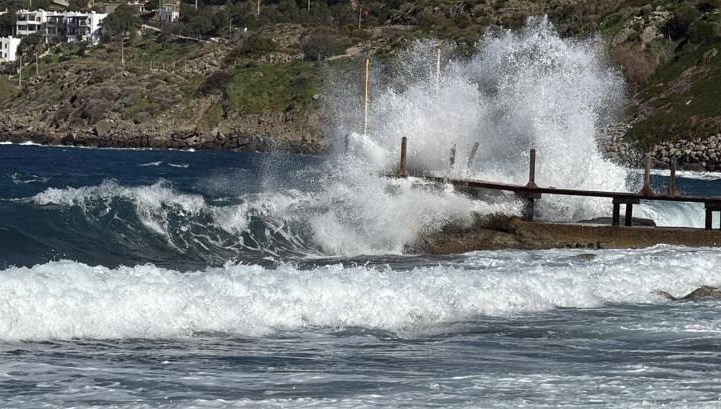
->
[0,111,328,153]
[602,124,721,172]
[5,116,721,172]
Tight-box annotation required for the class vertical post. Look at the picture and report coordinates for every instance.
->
[612,202,620,226]
[466,142,480,169]
[449,144,456,169]
[358,7,362,29]
[523,197,535,221]
[17,54,21,89]
[625,204,633,226]
[526,148,537,188]
[257,0,260,16]
[35,52,38,76]
[363,57,370,136]
[706,208,713,230]
[640,153,654,196]
[668,158,677,196]
[398,137,409,177]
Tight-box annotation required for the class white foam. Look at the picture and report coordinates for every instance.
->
[330,18,628,223]
[2,247,721,341]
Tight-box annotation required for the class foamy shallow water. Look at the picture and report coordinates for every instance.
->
[2,247,721,408]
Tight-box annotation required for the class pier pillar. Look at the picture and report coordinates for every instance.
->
[640,153,654,196]
[398,137,409,177]
[519,192,542,222]
[705,202,721,230]
[449,144,456,169]
[612,197,640,227]
[466,142,480,169]
[668,158,677,196]
[526,148,537,189]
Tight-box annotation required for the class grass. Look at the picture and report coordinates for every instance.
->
[0,77,16,102]
[225,61,321,114]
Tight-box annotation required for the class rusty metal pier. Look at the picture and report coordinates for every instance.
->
[392,139,721,230]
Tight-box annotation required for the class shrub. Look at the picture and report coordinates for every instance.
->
[663,4,700,40]
[196,71,231,97]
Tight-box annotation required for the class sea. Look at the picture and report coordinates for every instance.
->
[3,17,721,408]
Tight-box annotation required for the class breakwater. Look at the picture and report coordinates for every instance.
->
[603,125,721,171]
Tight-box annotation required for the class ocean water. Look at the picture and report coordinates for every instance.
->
[4,18,721,408]
[2,144,721,409]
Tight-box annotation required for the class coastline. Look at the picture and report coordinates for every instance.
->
[0,114,328,154]
[3,121,721,172]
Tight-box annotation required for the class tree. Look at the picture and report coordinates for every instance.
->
[101,4,142,65]
[17,32,45,75]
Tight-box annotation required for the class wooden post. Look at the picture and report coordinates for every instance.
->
[398,137,409,177]
[668,158,677,196]
[466,142,480,169]
[640,153,654,196]
[449,144,456,169]
[526,148,537,188]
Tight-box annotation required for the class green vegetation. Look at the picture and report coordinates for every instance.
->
[0,77,16,101]
[225,62,321,113]
[3,0,721,149]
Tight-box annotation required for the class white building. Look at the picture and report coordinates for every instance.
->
[16,9,108,44]
[0,36,21,63]
[157,5,179,23]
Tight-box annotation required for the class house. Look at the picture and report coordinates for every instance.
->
[156,4,179,23]
[16,9,108,44]
[0,36,21,62]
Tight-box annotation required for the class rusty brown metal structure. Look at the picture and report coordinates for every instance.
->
[390,139,721,230]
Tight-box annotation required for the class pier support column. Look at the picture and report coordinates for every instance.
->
[612,197,640,227]
[526,148,537,188]
[705,202,721,230]
[640,153,655,197]
[519,192,542,222]
[668,158,678,196]
[398,137,409,177]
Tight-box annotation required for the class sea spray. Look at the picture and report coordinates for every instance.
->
[328,17,630,222]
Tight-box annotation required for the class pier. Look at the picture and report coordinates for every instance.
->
[392,137,721,231]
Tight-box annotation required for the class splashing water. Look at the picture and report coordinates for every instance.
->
[329,17,631,222]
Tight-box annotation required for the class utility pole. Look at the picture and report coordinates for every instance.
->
[257,0,260,16]
[307,0,310,13]
[35,51,38,75]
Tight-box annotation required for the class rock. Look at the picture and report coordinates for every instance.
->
[702,48,718,65]
[94,119,112,138]
[656,285,721,301]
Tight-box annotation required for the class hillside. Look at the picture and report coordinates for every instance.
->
[0,0,721,167]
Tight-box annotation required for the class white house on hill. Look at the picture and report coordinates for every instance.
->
[0,36,21,63]
[16,9,108,44]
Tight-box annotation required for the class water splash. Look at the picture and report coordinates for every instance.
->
[329,17,629,222]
